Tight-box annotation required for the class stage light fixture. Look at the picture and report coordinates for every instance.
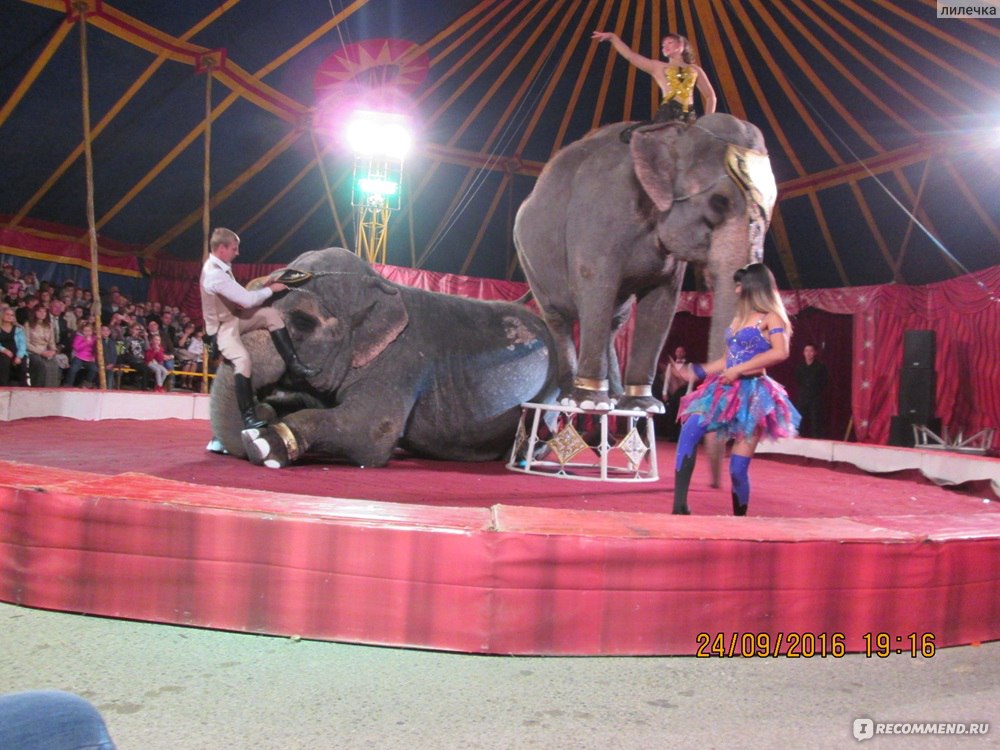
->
[358,177,399,196]
[344,110,412,158]
[346,109,413,264]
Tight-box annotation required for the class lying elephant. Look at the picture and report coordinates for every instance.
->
[209,247,557,468]
[514,113,777,412]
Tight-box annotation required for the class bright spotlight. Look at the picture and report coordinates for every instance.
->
[344,110,412,158]
[358,177,399,196]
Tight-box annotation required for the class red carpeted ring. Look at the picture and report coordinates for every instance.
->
[1,391,998,655]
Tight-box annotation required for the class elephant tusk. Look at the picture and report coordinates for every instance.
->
[272,422,301,462]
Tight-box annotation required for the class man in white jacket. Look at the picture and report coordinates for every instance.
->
[200,227,318,429]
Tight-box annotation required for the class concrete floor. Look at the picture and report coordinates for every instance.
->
[1,602,996,749]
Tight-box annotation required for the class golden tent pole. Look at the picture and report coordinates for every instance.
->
[75,2,106,389]
[199,53,218,394]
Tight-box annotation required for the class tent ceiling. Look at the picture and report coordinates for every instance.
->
[1,0,997,289]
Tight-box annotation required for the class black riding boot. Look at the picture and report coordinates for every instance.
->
[672,452,696,515]
[234,373,267,429]
[271,328,319,380]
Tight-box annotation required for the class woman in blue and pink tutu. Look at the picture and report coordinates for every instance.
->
[673,263,800,516]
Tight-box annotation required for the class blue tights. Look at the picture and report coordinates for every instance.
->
[673,415,753,516]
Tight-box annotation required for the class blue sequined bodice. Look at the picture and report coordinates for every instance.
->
[725,324,772,367]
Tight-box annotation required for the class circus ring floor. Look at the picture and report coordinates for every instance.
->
[1,388,998,656]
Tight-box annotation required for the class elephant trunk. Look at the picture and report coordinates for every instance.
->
[705,215,748,361]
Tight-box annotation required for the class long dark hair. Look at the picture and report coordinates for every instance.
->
[735,263,792,335]
[663,33,694,64]
[27,304,51,330]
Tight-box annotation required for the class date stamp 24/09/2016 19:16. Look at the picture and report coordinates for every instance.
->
[695,632,937,659]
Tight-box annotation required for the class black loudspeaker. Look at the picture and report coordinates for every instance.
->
[889,415,942,447]
[898,368,936,423]
[902,330,936,369]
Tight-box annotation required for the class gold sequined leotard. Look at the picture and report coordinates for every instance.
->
[619,63,700,140]
[661,65,697,110]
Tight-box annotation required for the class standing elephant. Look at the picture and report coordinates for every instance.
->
[513,112,777,413]
[209,247,557,468]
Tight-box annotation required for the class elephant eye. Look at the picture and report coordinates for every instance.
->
[287,308,320,336]
[709,192,732,216]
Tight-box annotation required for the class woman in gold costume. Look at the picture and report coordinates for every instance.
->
[592,31,716,125]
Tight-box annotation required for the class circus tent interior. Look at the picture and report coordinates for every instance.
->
[1,0,999,660]
[1,0,998,448]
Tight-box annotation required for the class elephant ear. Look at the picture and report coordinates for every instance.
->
[351,277,408,368]
[629,124,683,213]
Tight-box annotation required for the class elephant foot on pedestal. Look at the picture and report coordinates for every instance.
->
[616,395,666,414]
[559,387,616,412]
[241,425,294,469]
[616,385,666,414]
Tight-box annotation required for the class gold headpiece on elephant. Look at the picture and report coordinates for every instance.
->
[724,145,777,264]
[724,145,776,222]
[246,269,314,291]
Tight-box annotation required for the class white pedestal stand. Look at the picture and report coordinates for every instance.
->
[507,402,658,482]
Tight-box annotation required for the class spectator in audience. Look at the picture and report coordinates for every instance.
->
[0,260,223,390]
[72,304,90,330]
[147,320,175,388]
[0,304,28,386]
[178,325,206,390]
[47,299,73,356]
[100,323,118,388]
[21,271,39,296]
[65,322,98,387]
[60,298,78,331]
[26,305,64,387]
[174,322,197,389]
[107,312,127,340]
[144,332,170,392]
[3,278,20,303]
[101,289,125,321]
[160,309,178,342]
[146,301,163,327]
[794,343,829,439]
[121,322,152,389]
[16,295,38,325]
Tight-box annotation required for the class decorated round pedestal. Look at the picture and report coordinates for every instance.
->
[507,402,658,482]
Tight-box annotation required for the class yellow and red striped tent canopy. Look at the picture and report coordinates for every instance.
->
[2,0,997,288]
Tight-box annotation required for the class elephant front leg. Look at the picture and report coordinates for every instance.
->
[241,421,302,469]
[241,400,407,469]
[618,275,683,414]
[564,297,620,412]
